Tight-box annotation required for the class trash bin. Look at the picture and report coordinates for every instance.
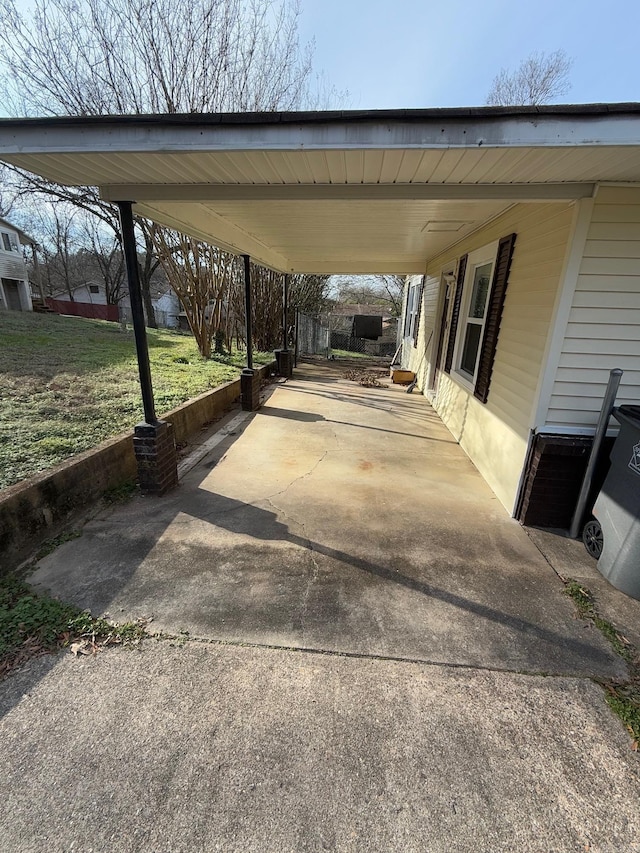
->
[590,404,640,600]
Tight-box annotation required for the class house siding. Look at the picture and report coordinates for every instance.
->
[0,224,31,311]
[0,253,28,282]
[546,186,640,428]
[407,202,574,513]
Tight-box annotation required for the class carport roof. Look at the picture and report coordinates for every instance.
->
[2,103,640,273]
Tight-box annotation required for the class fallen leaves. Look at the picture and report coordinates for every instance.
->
[343,369,387,388]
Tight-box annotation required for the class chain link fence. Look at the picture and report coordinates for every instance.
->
[296,312,398,358]
[118,305,180,329]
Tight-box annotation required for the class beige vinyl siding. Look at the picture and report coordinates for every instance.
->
[547,186,640,428]
[409,202,574,513]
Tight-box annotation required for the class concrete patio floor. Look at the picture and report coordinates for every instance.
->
[2,359,639,852]
[27,360,627,678]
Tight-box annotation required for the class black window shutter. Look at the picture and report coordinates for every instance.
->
[444,254,467,374]
[412,279,424,346]
[474,233,517,404]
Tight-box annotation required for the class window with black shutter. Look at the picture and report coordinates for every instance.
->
[413,278,424,346]
[473,233,516,403]
[444,254,467,374]
[447,233,516,402]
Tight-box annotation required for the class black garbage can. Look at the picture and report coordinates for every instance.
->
[591,405,640,599]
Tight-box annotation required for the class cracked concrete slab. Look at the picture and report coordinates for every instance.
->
[1,642,639,853]
[7,360,640,852]
[29,361,625,679]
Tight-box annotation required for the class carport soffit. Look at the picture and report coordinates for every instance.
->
[2,106,639,273]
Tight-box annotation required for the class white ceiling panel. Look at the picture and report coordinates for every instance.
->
[3,107,640,272]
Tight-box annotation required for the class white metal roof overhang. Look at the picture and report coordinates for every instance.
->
[2,105,640,273]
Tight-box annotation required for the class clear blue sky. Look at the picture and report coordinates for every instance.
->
[298,0,640,108]
[6,0,640,110]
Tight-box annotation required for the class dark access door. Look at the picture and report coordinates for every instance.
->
[2,279,23,311]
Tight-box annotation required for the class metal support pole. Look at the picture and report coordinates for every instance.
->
[294,309,299,367]
[283,273,290,351]
[243,254,253,371]
[117,201,157,424]
[569,368,623,539]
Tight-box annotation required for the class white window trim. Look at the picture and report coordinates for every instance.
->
[450,241,498,393]
[1,231,20,252]
[403,279,422,343]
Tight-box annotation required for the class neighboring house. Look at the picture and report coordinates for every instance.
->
[151,284,180,328]
[400,186,640,529]
[52,280,110,305]
[47,281,120,322]
[51,277,179,327]
[0,216,34,312]
[118,282,180,328]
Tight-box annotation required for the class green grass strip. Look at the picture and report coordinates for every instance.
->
[0,573,148,679]
[564,578,640,748]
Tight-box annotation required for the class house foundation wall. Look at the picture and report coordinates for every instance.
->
[516,432,614,530]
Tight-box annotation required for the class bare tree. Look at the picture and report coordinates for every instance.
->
[0,0,315,116]
[486,50,573,106]
[151,227,241,358]
[289,274,332,315]
[41,206,82,300]
[0,0,337,351]
[0,164,15,217]
[332,275,404,316]
[79,215,127,305]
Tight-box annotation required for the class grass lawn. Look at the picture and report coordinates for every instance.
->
[0,311,271,490]
[330,349,371,360]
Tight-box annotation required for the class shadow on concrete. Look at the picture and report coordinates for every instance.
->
[284,385,436,429]
[258,406,325,423]
[0,654,60,720]
[14,470,622,727]
[258,405,456,443]
[7,362,626,719]
[181,487,621,674]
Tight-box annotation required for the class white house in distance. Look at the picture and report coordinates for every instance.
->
[0,216,34,312]
[0,105,639,529]
[49,277,179,327]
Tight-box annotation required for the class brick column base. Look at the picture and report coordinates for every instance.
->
[241,368,261,411]
[133,420,178,496]
[274,348,293,378]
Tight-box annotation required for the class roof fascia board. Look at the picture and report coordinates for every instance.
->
[100,183,595,203]
[3,113,640,155]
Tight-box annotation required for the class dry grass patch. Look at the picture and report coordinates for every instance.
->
[0,311,270,489]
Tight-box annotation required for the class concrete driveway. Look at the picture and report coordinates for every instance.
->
[2,359,639,852]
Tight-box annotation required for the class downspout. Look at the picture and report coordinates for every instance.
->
[569,368,623,539]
